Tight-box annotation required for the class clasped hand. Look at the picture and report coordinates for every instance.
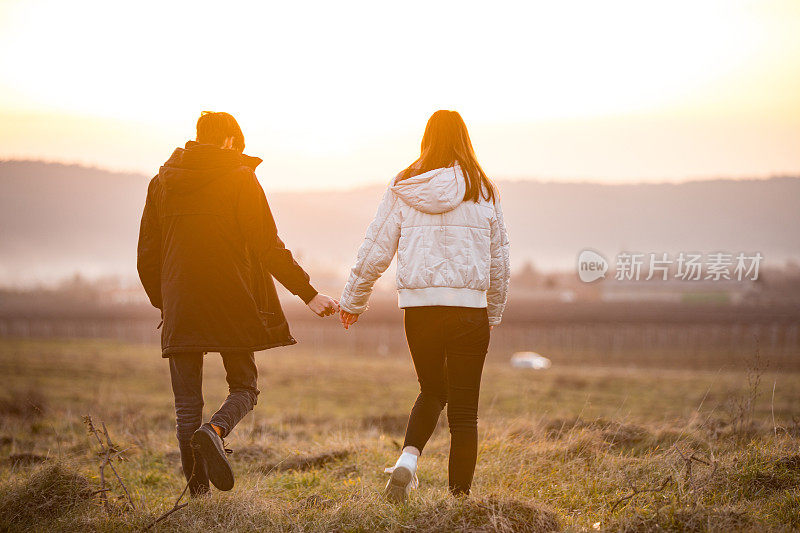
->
[306,294,339,317]
[340,309,359,329]
[306,293,360,329]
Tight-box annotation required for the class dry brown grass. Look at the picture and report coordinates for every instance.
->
[0,462,93,530]
[0,338,798,532]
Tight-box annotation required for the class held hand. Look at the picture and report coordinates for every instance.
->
[307,294,339,317]
[340,309,359,329]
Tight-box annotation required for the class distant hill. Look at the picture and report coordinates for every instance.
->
[1,160,799,284]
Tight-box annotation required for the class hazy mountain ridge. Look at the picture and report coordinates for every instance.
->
[1,160,799,284]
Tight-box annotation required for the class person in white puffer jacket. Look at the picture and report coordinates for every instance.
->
[339,110,510,500]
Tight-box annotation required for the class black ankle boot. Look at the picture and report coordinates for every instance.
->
[191,423,234,491]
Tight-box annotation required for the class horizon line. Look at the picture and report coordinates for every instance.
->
[1,157,798,193]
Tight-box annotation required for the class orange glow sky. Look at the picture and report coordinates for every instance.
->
[0,0,799,190]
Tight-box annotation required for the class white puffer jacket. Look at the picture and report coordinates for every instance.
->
[339,164,511,326]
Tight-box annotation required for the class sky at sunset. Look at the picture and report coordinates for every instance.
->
[1,0,799,190]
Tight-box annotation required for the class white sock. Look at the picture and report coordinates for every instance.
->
[395,451,418,473]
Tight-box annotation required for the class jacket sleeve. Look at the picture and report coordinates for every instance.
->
[137,177,163,310]
[236,171,318,304]
[339,186,401,314]
[487,199,511,326]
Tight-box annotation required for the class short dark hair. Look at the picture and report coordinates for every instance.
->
[196,111,245,152]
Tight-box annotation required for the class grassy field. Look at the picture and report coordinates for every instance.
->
[0,337,798,532]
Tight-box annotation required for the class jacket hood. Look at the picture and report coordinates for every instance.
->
[390,164,466,214]
[158,141,262,193]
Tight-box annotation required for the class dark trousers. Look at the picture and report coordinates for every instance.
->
[169,351,259,493]
[401,306,490,495]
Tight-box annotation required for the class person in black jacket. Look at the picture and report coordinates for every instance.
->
[137,111,338,495]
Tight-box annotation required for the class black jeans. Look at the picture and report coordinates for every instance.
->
[169,351,259,492]
[402,306,490,495]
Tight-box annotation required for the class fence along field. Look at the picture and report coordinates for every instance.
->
[1,299,798,370]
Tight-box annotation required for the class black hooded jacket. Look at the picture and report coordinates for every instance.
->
[137,141,318,357]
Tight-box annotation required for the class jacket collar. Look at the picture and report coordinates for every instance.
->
[158,141,262,193]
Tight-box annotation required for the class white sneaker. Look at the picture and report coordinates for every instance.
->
[383,465,419,503]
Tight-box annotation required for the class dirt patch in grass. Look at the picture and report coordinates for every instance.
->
[545,417,653,452]
[6,452,47,466]
[600,423,651,449]
[407,497,560,533]
[230,445,277,462]
[695,416,767,441]
[547,418,646,440]
[506,421,542,441]
[566,435,612,460]
[257,449,351,474]
[551,375,589,390]
[361,413,408,434]
[0,389,46,418]
[0,462,93,529]
[249,424,291,440]
[333,463,359,478]
[545,417,605,437]
[280,412,310,425]
[734,454,800,498]
[610,505,751,533]
[775,454,800,471]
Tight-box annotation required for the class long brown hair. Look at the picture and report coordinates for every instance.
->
[397,110,495,203]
